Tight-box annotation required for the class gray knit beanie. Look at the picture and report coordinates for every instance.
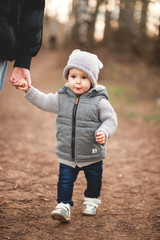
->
[63,49,103,87]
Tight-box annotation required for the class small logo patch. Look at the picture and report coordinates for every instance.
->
[92,148,98,154]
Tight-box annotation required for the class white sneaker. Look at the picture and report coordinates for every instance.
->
[82,197,101,216]
[51,202,71,223]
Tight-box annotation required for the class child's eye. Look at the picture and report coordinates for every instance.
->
[71,75,76,78]
[82,76,86,79]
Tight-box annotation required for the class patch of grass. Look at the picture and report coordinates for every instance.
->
[107,85,125,102]
[123,97,137,106]
[120,112,139,119]
[113,63,120,72]
[107,84,138,105]
[144,114,160,121]
[127,112,138,119]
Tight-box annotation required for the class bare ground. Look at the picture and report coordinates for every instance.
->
[0,50,160,240]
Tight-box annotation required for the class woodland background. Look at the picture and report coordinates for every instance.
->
[44,0,160,66]
[0,1,160,239]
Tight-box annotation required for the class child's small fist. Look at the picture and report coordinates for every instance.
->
[17,78,29,92]
[96,131,106,144]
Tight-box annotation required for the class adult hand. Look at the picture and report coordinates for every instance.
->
[10,67,31,88]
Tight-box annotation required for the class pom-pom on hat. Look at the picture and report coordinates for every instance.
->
[63,49,103,87]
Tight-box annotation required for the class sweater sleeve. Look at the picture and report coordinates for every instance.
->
[97,98,118,139]
[14,0,45,69]
[25,86,59,114]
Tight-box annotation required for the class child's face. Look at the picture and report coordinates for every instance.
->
[68,68,91,95]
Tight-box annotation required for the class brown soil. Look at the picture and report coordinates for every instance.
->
[0,50,160,240]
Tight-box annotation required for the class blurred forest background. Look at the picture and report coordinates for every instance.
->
[42,0,160,104]
[1,2,160,238]
[44,0,160,63]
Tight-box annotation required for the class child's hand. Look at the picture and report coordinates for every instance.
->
[17,78,30,92]
[96,131,106,144]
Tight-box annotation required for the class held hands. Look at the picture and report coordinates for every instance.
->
[16,78,30,92]
[10,67,31,88]
[96,131,106,144]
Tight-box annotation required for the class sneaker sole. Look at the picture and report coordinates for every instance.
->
[82,211,96,216]
[51,213,71,223]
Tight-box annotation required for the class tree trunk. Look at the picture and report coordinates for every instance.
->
[140,0,149,37]
[119,0,135,33]
[116,0,136,50]
[72,0,92,48]
[88,0,105,47]
[103,2,111,44]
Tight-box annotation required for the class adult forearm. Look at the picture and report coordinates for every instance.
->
[14,0,45,69]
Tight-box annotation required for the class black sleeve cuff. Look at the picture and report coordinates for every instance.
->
[14,54,32,70]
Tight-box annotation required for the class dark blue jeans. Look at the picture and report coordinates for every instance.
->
[57,161,103,206]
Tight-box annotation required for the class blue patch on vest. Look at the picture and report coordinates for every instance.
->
[58,86,68,94]
[91,89,109,100]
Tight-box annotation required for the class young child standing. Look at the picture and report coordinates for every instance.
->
[17,50,118,223]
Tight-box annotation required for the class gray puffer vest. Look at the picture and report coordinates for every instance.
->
[55,85,108,162]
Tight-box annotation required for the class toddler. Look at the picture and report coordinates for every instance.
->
[17,49,118,223]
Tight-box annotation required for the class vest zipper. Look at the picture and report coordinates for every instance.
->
[72,95,80,160]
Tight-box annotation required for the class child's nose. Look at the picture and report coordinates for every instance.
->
[75,78,81,83]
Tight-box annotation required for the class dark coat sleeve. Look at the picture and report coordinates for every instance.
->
[14,0,45,69]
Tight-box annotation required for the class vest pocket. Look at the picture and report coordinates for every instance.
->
[56,124,72,156]
[75,141,106,161]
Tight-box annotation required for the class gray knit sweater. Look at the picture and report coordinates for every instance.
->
[25,84,118,168]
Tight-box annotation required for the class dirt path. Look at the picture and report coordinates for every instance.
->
[0,50,160,240]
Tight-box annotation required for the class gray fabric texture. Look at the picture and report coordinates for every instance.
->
[63,50,103,87]
[25,84,117,166]
[55,87,106,162]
